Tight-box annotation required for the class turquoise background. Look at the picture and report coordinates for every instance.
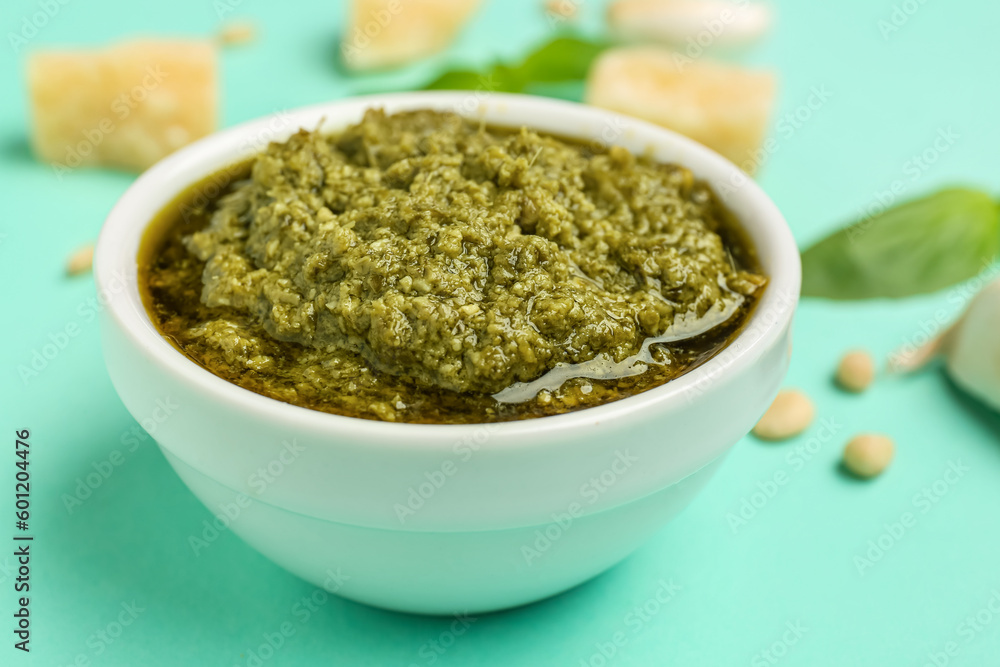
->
[2,0,1000,664]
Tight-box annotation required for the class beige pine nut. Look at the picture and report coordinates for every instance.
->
[66,243,94,276]
[546,0,579,20]
[752,389,815,441]
[217,21,258,46]
[836,349,875,392]
[843,434,894,478]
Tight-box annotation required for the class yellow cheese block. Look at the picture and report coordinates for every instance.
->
[342,0,481,70]
[28,39,218,173]
[585,47,775,172]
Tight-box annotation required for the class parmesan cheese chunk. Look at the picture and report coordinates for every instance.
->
[28,39,218,172]
[585,47,775,171]
[342,0,482,70]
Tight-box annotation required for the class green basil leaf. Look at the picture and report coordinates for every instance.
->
[490,63,528,92]
[801,188,1000,299]
[424,64,527,93]
[423,69,496,91]
[517,36,611,83]
[422,35,609,96]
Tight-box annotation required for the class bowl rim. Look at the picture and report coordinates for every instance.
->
[95,91,801,446]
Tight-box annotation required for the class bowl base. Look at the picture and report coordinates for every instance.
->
[163,448,724,615]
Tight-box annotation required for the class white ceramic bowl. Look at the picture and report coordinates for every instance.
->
[96,92,800,615]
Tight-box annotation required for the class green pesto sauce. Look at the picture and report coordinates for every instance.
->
[140,109,766,423]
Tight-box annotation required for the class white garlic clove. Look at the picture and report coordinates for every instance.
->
[607,0,773,51]
[944,276,1000,411]
[890,275,1000,412]
[887,325,954,374]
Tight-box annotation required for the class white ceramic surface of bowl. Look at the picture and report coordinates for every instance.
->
[95,92,800,615]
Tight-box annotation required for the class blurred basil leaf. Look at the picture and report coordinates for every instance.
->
[518,37,609,83]
[423,69,493,91]
[801,188,1000,299]
[422,36,610,95]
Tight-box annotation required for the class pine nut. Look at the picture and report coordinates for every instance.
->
[752,389,815,441]
[836,349,875,392]
[843,434,894,478]
[66,243,94,276]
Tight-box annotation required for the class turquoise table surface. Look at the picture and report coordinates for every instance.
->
[3,0,1000,664]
